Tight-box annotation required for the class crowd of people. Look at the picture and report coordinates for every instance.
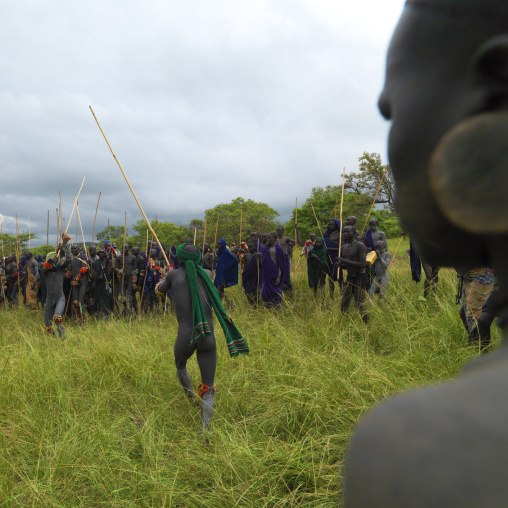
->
[0,216,497,348]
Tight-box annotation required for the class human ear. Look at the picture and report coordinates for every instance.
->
[426,36,508,234]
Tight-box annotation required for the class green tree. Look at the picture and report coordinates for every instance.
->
[95,225,125,244]
[203,198,280,246]
[284,187,372,241]
[345,152,395,212]
[129,220,192,251]
[0,231,34,256]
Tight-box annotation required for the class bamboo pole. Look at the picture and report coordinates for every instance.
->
[92,191,101,246]
[76,203,87,254]
[46,210,49,255]
[122,212,127,301]
[202,218,207,258]
[212,213,220,279]
[65,176,86,234]
[108,219,115,314]
[1,222,4,261]
[360,166,388,234]
[55,208,59,248]
[75,206,78,247]
[310,204,324,237]
[15,214,21,303]
[89,106,170,265]
[193,227,197,245]
[139,229,149,314]
[337,168,346,280]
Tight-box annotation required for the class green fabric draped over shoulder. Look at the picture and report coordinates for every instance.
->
[176,244,249,357]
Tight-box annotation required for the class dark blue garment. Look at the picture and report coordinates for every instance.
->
[283,255,292,291]
[171,246,181,269]
[214,239,238,288]
[242,254,260,295]
[409,239,422,283]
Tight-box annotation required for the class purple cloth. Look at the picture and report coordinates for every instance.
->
[324,218,341,279]
[261,243,286,306]
[242,254,260,294]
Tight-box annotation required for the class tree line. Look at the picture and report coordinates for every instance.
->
[1,152,400,255]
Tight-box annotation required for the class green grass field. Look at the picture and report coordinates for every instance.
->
[0,238,497,506]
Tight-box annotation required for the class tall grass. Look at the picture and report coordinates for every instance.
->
[0,238,497,506]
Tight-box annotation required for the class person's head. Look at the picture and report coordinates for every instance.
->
[310,233,316,242]
[346,216,357,226]
[204,242,210,252]
[122,244,130,253]
[260,233,268,244]
[71,245,79,256]
[314,238,324,249]
[369,219,379,231]
[184,238,193,244]
[131,246,140,256]
[24,251,32,260]
[88,245,96,256]
[219,239,227,250]
[328,220,339,232]
[268,232,277,246]
[97,249,106,259]
[248,243,256,254]
[379,0,508,267]
[250,231,258,242]
[276,226,284,238]
[356,235,367,246]
[150,248,157,259]
[342,225,356,243]
[375,240,385,252]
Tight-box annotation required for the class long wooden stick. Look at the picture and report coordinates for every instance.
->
[55,208,59,249]
[193,227,197,245]
[46,210,49,255]
[202,218,207,258]
[65,176,86,234]
[361,166,388,234]
[76,203,87,254]
[89,106,170,265]
[75,206,78,247]
[59,192,62,239]
[337,168,346,280]
[92,191,101,246]
[310,203,324,237]
[239,209,243,248]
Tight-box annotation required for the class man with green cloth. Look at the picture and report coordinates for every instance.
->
[155,243,248,434]
[306,237,328,300]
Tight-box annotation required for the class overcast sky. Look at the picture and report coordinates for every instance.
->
[0,0,404,245]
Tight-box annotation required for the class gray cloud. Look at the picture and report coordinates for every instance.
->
[0,0,403,245]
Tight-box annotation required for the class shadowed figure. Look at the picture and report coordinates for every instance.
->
[343,1,508,506]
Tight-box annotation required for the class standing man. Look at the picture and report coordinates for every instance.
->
[276,225,301,295]
[155,243,248,434]
[242,243,262,305]
[337,225,368,322]
[23,251,40,308]
[323,219,342,298]
[214,239,238,301]
[69,245,89,323]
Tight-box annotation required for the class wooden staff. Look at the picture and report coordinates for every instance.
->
[15,214,21,303]
[211,213,220,279]
[360,166,388,234]
[108,219,115,313]
[92,191,101,246]
[46,210,49,255]
[193,227,197,245]
[65,175,86,234]
[55,208,59,248]
[75,207,78,247]
[28,212,31,250]
[89,106,170,265]
[121,212,127,299]
[76,203,87,254]
[59,191,62,238]
[337,168,346,280]
[388,233,405,268]
[310,203,324,237]
[202,218,207,258]
[239,209,243,248]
